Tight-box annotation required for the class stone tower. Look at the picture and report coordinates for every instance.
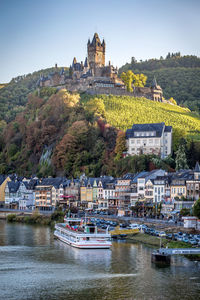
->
[87,33,105,72]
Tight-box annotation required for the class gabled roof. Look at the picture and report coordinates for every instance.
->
[164,126,172,132]
[132,171,148,183]
[37,177,65,189]
[0,175,6,185]
[126,123,166,139]
[7,181,20,193]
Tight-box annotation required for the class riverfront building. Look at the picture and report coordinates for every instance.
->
[1,162,200,218]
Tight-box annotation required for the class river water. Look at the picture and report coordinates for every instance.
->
[0,221,200,300]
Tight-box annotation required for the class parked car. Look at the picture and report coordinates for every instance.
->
[159,231,166,237]
[166,233,172,239]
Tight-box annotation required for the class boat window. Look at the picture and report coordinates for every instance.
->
[86,237,90,241]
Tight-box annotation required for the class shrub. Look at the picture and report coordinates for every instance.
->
[7,214,16,222]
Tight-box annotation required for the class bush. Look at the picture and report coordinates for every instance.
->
[51,210,65,222]
[7,214,16,222]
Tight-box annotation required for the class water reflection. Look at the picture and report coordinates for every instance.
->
[0,221,200,300]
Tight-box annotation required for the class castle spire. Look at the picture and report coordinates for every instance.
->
[92,32,101,45]
[72,57,77,68]
[84,57,88,68]
[152,76,158,88]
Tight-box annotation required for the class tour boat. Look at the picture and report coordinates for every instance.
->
[54,217,112,249]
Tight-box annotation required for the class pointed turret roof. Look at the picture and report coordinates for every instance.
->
[72,57,77,68]
[194,161,200,172]
[84,57,88,67]
[91,32,101,45]
[152,76,158,88]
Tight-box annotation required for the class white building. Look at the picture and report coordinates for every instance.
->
[5,181,34,208]
[153,177,165,203]
[126,122,172,159]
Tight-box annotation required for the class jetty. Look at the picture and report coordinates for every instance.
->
[152,247,200,265]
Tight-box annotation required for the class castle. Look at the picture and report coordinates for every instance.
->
[38,33,163,101]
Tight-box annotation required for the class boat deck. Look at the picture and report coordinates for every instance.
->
[56,223,109,236]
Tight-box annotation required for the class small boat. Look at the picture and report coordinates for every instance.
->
[54,217,112,249]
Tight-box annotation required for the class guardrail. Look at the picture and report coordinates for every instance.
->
[158,248,200,255]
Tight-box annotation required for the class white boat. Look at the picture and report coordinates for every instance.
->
[54,217,112,249]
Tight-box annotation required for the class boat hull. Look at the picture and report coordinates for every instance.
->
[54,231,112,249]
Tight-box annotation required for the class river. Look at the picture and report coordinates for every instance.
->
[0,221,200,300]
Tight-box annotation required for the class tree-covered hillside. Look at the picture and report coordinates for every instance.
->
[1,88,200,177]
[119,54,200,112]
[0,88,117,177]
[0,67,68,123]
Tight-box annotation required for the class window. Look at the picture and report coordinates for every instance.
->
[137,140,140,144]
[131,139,135,144]
[155,187,157,193]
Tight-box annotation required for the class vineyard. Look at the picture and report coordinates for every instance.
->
[96,95,200,140]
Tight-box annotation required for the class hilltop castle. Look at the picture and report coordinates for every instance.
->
[38,33,163,101]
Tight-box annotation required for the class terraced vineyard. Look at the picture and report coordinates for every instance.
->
[100,95,200,140]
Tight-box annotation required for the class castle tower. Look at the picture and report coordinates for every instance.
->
[87,33,105,72]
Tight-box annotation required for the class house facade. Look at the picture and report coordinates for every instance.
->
[126,123,172,159]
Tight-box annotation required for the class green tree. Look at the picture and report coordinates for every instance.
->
[85,97,105,118]
[121,70,134,92]
[114,131,127,161]
[193,199,200,218]
[133,73,147,87]
[175,144,189,170]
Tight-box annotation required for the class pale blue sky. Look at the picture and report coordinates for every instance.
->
[0,0,200,82]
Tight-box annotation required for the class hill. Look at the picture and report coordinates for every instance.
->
[0,88,117,177]
[0,67,68,124]
[1,88,200,177]
[82,94,200,146]
[119,54,200,112]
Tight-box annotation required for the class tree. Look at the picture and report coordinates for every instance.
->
[85,97,105,118]
[133,73,147,87]
[114,131,127,161]
[180,208,190,216]
[187,140,199,169]
[193,199,200,218]
[121,70,134,92]
[175,144,189,170]
[121,70,147,91]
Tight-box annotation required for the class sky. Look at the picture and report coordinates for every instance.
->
[0,0,200,83]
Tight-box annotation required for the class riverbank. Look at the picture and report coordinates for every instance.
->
[127,233,168,247]
[6,211,65,226]
[127,232,200,259]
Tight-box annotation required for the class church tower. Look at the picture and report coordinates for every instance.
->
[87,33,105,72]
